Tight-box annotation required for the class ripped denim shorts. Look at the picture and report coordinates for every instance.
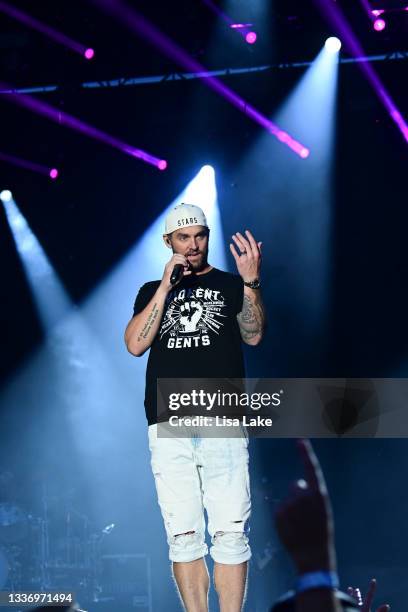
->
[148,421,251,564]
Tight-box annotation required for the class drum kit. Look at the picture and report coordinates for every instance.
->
[0,470,115,601]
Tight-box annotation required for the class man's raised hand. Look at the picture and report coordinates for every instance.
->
[229,230,262,283]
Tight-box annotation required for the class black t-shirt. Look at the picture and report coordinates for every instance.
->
[132,267,245,425]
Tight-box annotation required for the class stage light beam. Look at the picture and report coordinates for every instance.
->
[75,164,226,477]
[0,149,60,180]
[232,40,339,352]
[0,191,142,534]
[0,0,95,60]
[81,164,226,355]
[313,0,408,143]
[1,194,71,329]
[92,0,309,158]
[0,80,166,170]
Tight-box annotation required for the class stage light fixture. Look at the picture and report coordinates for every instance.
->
[325,37,342,52]
[84,48,95,60]
[200,164,215,175]
[0,189,12,203]
[373,17,386,30]
[49,168,59,180]
[158,160,168,171]
[245,31,257,44]
[230,23,252,29]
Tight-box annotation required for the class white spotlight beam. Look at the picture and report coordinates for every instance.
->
[2,195,71,330]
[81,165,225,367]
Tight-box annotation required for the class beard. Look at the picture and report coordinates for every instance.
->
[187,252,207,271]
[173,246,209,272]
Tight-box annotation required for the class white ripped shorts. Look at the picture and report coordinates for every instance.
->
[148,423,251,565]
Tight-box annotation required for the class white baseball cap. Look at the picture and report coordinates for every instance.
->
[164,203,208,235]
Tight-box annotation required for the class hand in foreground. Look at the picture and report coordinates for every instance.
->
[229,230,262,283]
[347,578,390,612]
[274,439,336,575]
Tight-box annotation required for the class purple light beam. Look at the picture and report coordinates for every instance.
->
[0,0,93,58]
[359,0,376,20]
[0,149,58,180]
[91,0,309,158]
[313,0,408,143]
[0,81,167,170]
[202,0,232,25]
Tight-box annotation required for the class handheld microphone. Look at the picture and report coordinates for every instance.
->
[170,264,184,285]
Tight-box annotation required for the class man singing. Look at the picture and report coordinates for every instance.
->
[125,203,265,611]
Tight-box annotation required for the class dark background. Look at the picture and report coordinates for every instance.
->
[0,1,407,610]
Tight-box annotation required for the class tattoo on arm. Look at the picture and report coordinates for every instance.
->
[137,302,159,342]
[237,294,265,342]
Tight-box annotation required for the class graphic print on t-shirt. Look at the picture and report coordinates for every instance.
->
[159,286,227,349]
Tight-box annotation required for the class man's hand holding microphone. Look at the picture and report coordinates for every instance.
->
[161,253,192,291]
[125,253,191,356]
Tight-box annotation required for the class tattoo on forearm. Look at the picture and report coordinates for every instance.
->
[137,303,159,342]
[237,294,265,342]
